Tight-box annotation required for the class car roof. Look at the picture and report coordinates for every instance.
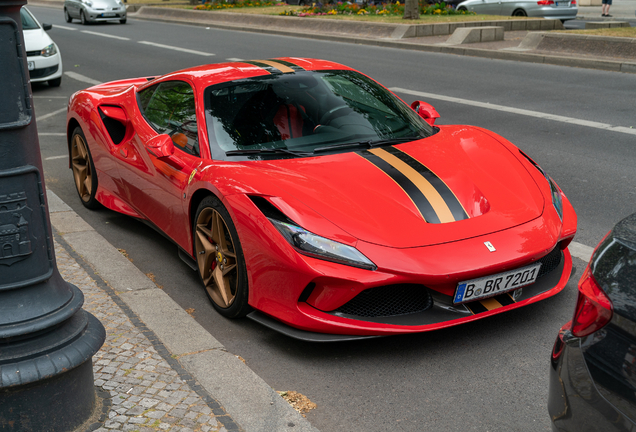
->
[146,58,356,89]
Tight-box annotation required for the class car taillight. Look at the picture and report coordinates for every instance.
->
[537,0,554,4]
[571,0,576,4]
[571,266,613,337]
[552,320,571,360]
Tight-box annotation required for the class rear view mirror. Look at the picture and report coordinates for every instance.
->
[147,134,175,159]
[42,23,52,31]
[411,101,440,126]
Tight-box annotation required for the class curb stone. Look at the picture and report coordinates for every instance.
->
[47,189,320,432]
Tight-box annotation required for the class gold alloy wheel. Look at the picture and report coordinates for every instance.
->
[71,133,93,203]
[195,208,238,308]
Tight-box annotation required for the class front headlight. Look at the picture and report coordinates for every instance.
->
[547,176,563,220]
[40,43,57,57]
[518,150,563,220]
[84,0,93,6]
[268,218,377,270]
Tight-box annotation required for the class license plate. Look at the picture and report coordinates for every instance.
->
[28,61,35,71]
[555,2,568,5]
[453,263,542,304]
[102,13,116,17]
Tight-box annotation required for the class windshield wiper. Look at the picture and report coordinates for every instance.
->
[225,148,312,157]
[312,136,422,154]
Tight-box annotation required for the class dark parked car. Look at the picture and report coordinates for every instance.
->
[549,213,636,431]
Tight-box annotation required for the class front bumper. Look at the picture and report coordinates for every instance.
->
[226,188,576,337]
[27,51,62,83]
[84,7,126,21]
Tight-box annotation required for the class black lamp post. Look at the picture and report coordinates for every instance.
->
[0,1,106,430]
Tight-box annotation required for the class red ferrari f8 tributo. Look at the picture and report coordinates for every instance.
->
[66,58,577,341]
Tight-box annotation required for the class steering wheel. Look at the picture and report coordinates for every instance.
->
[319,105,350,125]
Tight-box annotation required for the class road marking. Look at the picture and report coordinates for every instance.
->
[39,133,66,136]
[45,155,68,160]
[65,71,102,86]
[390,87,636,136]
[37,107,66,121]
[138,41,215,56]
[52,24,77,31]
[34,96,68,99]
[81,30,130,40]
[226,58,243,62]
[569,241,594,263]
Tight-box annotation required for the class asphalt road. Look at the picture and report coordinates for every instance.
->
[29,5,636,431]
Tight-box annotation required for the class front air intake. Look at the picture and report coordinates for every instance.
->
[334,284,433,318]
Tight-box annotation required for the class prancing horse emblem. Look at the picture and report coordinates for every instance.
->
[484,241,496,252]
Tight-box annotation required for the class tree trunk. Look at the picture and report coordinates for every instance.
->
[403,0,420,19]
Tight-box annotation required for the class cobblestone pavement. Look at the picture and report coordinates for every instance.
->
[55,238,241,432]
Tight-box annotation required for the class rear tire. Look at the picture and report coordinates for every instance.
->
[64,8,72,23]
[70,127,100,209]
[48,77,62,87]
[512,8,527,16]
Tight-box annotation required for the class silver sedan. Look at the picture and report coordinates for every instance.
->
[64,0,127,24]
[456,0,578,21]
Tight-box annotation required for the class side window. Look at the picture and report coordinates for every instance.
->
[139,81,199,156]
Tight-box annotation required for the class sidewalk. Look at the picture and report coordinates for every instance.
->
[577,0,636,21]
[48,190,318,432]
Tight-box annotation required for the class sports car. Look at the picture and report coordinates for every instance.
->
[66,58,577,341]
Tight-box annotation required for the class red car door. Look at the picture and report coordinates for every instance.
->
[116,80,202,249]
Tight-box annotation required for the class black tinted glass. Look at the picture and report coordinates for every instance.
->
[204,70,434,160]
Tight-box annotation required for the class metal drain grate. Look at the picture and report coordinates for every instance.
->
[334,284,433,318]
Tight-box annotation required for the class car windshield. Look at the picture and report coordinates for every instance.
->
[21,7,40,30]
[204,70,434,160]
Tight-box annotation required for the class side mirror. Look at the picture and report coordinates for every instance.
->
[42,23,52,31]
[146,134,175,159]
[411,100,440,126]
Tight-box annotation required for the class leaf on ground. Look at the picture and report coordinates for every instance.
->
[146,272,163,289]
[277,390,317,416]
[117,248,132,261]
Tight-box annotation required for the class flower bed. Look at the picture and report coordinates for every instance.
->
[279,1,475,17]
[195,0,285,11]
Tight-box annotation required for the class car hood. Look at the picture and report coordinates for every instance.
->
[87,0,123,8]
[222,125,545,248]
[23,28,54,52]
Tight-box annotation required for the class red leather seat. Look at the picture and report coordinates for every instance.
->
[273,104,304,140]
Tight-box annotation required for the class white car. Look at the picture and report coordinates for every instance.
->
[22,7,63,87]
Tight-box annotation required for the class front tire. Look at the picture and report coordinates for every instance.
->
[70,127,100,209]
[120,18,127,24]
[457,6,467,11]
[80,10,88,25]
[64,8,72,23]
[48,77,62,87]
[194,195,250,318]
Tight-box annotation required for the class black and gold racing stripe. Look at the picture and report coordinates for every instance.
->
[465,293,516,315]
[358,147,468,224]
[269,59,305,71]
[241,59,304,74]
[359,149,440,223]
[383,147,468,222]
